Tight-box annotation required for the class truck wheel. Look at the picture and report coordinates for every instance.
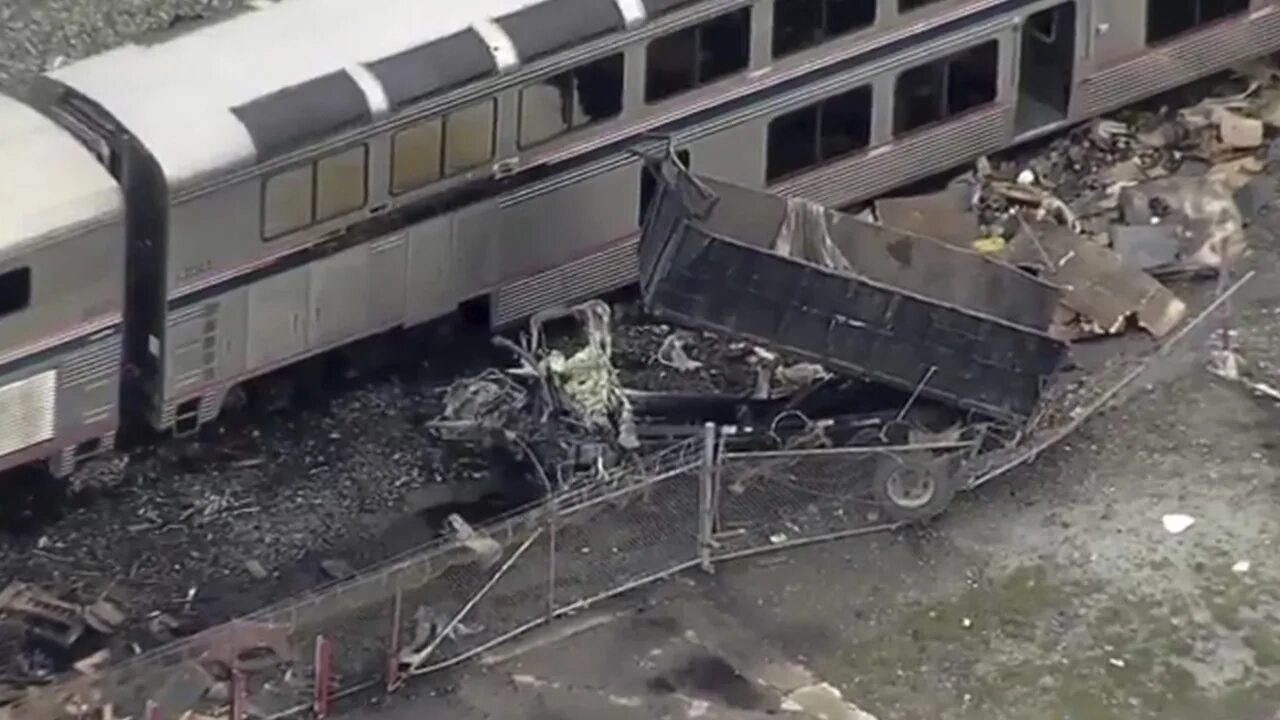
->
[871,455,958,523]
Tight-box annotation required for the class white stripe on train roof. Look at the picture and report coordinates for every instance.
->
[48,0,548,191]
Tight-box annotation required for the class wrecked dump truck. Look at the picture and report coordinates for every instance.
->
[638,157,1069,425]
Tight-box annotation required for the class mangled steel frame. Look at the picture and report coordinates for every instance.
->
[637,156,1069,425]
[431,299,640,490]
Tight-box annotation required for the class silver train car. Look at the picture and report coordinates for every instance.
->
[0,0,1273,480]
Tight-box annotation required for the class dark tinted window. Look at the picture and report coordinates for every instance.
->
[645,8,751,103]
[0,267,31,318]
[518,53,625,148]
[767,85,872,181]
[893,41,998,135]
[899,0,944,13]
[773,0,876,58]
[1146,0,1249,45]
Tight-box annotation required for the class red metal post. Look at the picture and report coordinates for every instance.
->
[229,665,247,720]
[313,635,333,719]
[145,700,161,720]
[387,589,404,693]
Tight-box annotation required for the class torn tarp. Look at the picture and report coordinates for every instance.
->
[637,158,1067,425]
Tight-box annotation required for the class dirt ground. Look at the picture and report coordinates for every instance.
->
[337,264,1280,720]
[330,176,1280,719]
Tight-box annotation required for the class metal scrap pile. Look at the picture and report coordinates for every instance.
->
[431,300,640,489]
[0,582,124,703]
[872,68,1280,342]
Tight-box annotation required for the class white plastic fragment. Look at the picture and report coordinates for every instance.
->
[1233,560,1251,574]
[1161,514,1196,534]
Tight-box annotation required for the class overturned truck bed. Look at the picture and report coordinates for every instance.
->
[637,159,1069,425]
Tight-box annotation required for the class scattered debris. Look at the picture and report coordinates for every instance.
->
[656,333,705,372]
[1208,349,1280,401]
[0,582,124,649]
[784,682,880,720]
[1162,514,1196,535]
[1215,109,1264,149]
[430,299,643,494]
[1008,221,1187,339]
[446,514,501,569]
[148,612,182,641]
[1109,224,1183,273]
[72,649,110,676]
[1118,177,1247,274]
[319,559,355,581]
[7,57,1277,717]
[243,560,269,580]
[1233,560,1252,574]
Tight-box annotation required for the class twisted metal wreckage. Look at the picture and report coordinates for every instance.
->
[435,140,1257,522]
[3,111,1265,719]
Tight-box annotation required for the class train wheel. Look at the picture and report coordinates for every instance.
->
[870,455,958,523]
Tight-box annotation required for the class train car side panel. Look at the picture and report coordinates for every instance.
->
[405,215,461,325]
[1086,0,1145,69]
[245,269,309,371]
[367,232,409,330]
[166,180,261,290]
[490,164,637,325]
[0,143,125,476]
[492,238,641,327]
[309,248,371,348]
[497,164,637,280]
[1081,4,1280,118]
[0,370,58,461]
[683,119,767,187]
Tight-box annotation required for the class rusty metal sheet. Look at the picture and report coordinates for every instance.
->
[638,160,1067,424]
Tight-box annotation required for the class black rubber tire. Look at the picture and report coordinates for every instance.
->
[870,454,959,523]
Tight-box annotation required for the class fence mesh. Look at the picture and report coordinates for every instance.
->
[0,338,1174,720]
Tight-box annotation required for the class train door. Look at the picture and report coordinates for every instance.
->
[1015,2,1078,135]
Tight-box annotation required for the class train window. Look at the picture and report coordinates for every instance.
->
[1146,0,1249,45]
[899,0,944,13]
[773,0,876,58]
[315,145,368,221]
[645,8,751,103]
[766,85,872,181]
[518,53,625,148]
[893,40,998,135]
[391,118,444,195]
[262,164,315,239]
[443,100,497,175]
[0,267,31,318]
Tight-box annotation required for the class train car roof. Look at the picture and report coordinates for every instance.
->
[46,0,656,192]
[0,95,122,255]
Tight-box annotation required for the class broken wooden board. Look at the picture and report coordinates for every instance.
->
[1011,222,1187,339]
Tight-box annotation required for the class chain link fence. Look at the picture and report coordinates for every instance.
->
[0,278,1242,720]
